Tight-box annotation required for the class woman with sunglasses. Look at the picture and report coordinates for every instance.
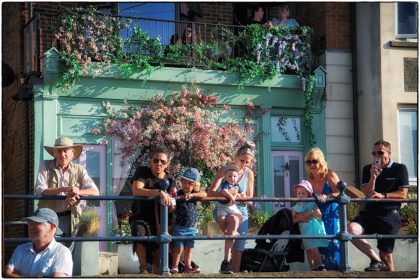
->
[129,146,175,274]
[302,147,340,270]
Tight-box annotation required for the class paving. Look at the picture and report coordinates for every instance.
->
[96,271,418,278]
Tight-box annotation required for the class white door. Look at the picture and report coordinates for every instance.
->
[76,144,106,251]
[271,151,304,212]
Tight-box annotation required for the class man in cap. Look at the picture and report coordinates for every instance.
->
[4,208,73,277]
[35,136,99,248]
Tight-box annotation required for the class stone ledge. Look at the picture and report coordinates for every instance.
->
[390,40,418,48]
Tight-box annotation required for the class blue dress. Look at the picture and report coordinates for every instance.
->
[292,202,329,250]
[316,181,341,270]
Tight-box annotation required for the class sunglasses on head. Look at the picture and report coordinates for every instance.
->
[152,158,167,165]
[371,151,385,156]
[305,159,319,165]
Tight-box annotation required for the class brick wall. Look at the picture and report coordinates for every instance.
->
[198,3,233,25]
[2,1,29,264]
[268,3,353,53]
[325,2,353,50]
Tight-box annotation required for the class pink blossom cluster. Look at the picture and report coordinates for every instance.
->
[54,7,124,75]
[93,87,256,176]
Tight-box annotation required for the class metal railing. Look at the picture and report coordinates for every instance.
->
[4,182,418,275]
[24,11,246,74]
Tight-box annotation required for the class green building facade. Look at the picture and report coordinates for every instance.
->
[35,48,326,243]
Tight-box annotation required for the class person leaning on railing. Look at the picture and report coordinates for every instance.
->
[302,147,341,271]
[35,137,99,251]
[246,5,272,28]
[269,4,300,29]
[347,140,409,272]
[129,146,175,274]
[208,141,256,274]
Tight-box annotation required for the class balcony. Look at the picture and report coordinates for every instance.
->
[25,7,314,88]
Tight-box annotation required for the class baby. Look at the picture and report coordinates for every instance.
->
[217,164,243,237]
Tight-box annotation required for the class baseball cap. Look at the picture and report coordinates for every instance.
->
[21,208,63,235]
[179,168,201,182]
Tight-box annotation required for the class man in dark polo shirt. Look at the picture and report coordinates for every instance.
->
[348,140,409,272]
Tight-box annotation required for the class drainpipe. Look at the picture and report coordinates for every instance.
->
[351,3,360,186]
[25,2,34,222]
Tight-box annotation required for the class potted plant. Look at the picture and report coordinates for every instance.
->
[74,208,100,276]
[197,202,222,236]
[249,207,270,234]
[113,219,139,274]
[78,208,101,236]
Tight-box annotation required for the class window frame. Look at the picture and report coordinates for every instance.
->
[395,2,418,39]
[397,106,418,185]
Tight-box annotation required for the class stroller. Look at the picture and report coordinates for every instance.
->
[240,208,304,272]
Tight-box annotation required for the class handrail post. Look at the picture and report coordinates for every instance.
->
[158,201,171,275]
[191,22,196,67]
[336,181,352,272]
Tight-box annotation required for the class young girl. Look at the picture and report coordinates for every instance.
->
[170,168,206,274]
[292,180,329,271]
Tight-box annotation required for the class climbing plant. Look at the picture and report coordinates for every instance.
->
[55,6,317,145]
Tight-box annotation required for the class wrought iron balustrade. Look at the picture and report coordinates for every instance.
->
[4,182,417,275]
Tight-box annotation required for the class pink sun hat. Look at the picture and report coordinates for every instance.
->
[292,180,313,195]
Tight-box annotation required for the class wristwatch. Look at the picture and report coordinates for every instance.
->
[382,192,388,198]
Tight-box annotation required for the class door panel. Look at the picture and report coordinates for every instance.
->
[76,145,106,251]
[271,151,303,212]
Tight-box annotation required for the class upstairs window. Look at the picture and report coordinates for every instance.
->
[398,108,417,184]
[396,2,418,38]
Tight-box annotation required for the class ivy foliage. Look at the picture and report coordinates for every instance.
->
[54,6,317,145]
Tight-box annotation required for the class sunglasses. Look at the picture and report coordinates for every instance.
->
[152,159,167,165]
[371,151,385,156]
[305,159,319,165]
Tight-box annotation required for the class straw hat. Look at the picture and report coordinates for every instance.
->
[44,137,83,160]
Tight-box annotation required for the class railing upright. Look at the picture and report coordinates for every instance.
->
[336,181,352,272]
[159,200,171,275]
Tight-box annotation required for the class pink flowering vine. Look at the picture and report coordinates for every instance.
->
[93,86,256,177]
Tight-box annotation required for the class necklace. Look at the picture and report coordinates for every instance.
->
[312,178,324,192]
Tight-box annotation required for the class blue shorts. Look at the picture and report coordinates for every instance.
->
[233,218,248,252]
[173,226,196,249]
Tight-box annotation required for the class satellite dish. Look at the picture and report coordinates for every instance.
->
[2,63,16,88]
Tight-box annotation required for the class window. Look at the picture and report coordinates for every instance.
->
[271,116,301,143]
[120,3,175,45]
[398,108,417,184]
[396,2,418,38]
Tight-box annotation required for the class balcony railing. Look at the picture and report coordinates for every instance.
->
[24,9,314,82]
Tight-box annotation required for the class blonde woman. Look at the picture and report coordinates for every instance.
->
[302,147,340,270]
[208,141,255,274]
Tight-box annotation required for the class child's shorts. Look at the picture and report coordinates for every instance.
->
[217,204,242,218]
[173,226,196,249]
